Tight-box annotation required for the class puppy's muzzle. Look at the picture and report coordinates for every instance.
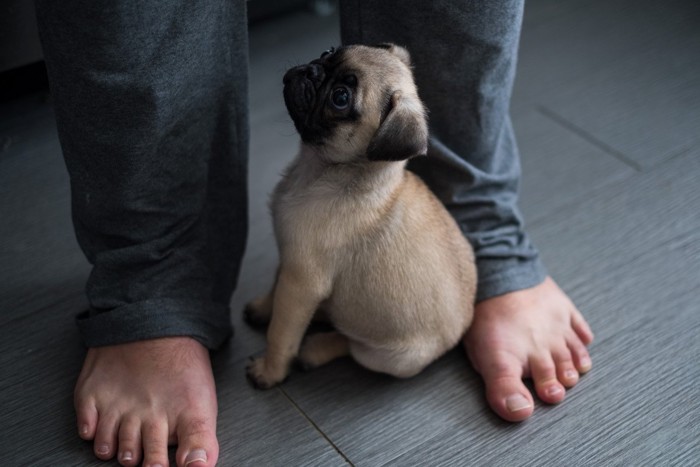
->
[283,63,325,122]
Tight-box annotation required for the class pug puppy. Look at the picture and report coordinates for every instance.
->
[245,44,477,389]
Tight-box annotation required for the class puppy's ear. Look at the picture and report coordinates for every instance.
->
[372,43,412,67]
[366,91,428,162]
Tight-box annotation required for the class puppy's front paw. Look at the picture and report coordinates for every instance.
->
[246,356,287,389]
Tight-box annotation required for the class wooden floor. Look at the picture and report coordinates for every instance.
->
[2,1,699,465]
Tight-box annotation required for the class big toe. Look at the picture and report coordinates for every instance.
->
[176,413,219,467]
[484,375,535,422]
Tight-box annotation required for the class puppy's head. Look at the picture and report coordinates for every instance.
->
[283,44,428,163]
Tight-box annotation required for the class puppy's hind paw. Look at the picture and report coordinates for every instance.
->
[296,332,350,371]
[243,303,269,328]
[294,355,319,372]
[243,293,274,327]
[246,356,286,390]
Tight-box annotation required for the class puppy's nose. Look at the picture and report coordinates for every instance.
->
[283,64,324,85]
[304,63,324,81]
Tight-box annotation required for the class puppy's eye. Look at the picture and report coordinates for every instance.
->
[321,47,336,59]
[330,87,351,110]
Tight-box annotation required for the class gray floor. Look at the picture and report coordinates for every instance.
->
[2,1,699,466]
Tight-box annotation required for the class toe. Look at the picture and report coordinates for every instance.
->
[552,347,579,388]
[117,415,142,467]
[486,376,534,422]
[480,355,534,422]
[529,353,566,404]
[93,411,120,460]
[556,363,579,389]
[75,397,98,440]
[568,338,592,374]
[142,419,170,467]
[571,309,594,345]
[176,413,219,467]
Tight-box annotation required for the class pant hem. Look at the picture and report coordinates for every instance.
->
[76,297,233,349]
[476,257,548,302]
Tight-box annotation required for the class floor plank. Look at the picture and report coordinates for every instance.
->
[515,0,700,168]
[530,148,700,299]
[514,108,636,226]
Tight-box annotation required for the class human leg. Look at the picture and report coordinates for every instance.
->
[35,0,249,463]
[37,0,248,349]
[340,0,593,421]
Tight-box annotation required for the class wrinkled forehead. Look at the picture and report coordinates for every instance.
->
[318,45,408,81]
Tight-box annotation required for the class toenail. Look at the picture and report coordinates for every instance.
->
[120,451,133,461]
[96,443,110,455]
[185,448,208,465]
[79,424,89,436]
[546,385,563,397]
[580,357,592,371]
[565,369,578,379]
[506,394,532,412]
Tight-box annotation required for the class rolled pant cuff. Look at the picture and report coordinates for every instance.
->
[76,298,233,349]
[476,256,548,303]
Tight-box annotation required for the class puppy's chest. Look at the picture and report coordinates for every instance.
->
[271,159,403,258]
[272,189,365,252]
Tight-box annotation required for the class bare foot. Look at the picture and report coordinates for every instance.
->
[464,277,594,422]
[74,337,219,467]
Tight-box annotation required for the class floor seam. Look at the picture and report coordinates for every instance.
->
[536,105,643,172]
[277,386,355,466]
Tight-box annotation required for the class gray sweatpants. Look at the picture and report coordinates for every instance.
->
[35,0,545,349]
